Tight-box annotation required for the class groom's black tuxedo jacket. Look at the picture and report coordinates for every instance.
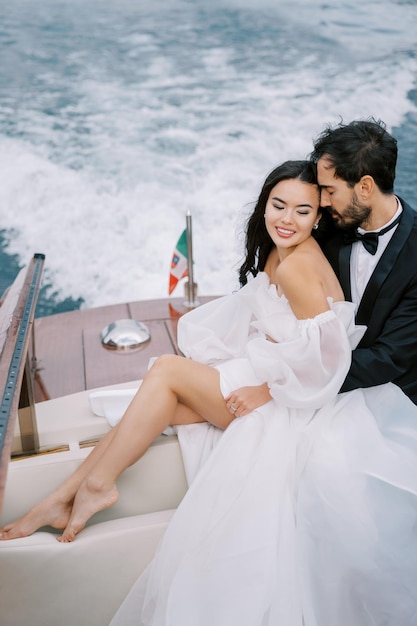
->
[323,198,417,405]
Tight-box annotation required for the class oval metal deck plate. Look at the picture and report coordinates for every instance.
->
[100,319,151,352]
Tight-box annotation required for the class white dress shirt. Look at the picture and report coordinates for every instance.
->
[350,198,402,307]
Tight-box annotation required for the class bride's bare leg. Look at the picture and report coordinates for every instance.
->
[0,424,124,540]
[59,355,232,542]
[0,395,201,541]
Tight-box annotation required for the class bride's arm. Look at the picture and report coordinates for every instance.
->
[225,384,272,417]
[225,259,339,417]
[245,256,360,410]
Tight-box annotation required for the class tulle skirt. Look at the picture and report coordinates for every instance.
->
[110,382,417,625]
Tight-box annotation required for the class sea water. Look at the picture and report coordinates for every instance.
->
[0,0,416,315]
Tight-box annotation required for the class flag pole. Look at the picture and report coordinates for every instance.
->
[184,209,200,308]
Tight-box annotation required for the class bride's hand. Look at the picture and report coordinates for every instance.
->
[225,384,272,418]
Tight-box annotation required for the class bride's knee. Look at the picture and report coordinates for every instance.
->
[148,354,181,377]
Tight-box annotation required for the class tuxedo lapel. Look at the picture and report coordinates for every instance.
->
[338,243,352,301]
[356,201,414,324]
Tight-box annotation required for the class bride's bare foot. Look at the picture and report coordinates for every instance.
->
[58,476,119,543]
[0,493,73,540]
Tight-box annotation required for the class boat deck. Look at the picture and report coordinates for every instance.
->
[33,295,217,402]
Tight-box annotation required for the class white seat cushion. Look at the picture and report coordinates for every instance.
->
[0,509,175,626]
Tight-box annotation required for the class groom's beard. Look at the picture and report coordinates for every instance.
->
[330,191,371,230]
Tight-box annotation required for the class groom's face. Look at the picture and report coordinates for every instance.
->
[317,157,371,229]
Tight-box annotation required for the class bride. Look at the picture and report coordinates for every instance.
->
[2,161,417,625]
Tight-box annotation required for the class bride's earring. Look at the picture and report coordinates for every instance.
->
[313,223,319,230]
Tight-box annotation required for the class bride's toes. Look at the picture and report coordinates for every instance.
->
[0,518,33,540]
[0,526,14,540]
[57,526,77,543]
[0,520,34,540]
[0,495,73,541]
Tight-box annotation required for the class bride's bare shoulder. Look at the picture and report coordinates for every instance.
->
[276,249,334,318]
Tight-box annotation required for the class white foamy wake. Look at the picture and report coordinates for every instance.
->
[0,0,416,307]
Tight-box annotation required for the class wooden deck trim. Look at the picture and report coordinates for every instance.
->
[0,254,45,511]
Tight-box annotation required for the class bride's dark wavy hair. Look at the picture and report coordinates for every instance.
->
[238,160,319,286]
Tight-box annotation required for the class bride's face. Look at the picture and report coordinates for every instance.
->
[264,178,320,251]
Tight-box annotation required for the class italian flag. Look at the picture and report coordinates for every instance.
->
[169,229,188,295]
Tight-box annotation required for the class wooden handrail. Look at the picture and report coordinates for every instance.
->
[0,253,45,512]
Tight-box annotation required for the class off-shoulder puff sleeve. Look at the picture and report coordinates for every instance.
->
[177,294,254,365]
[178,273,366,410]
[247,304,365,409]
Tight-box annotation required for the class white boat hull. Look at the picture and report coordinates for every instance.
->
[0,382,188,626]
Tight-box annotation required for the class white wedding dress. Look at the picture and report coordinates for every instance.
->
[110,272,417,626]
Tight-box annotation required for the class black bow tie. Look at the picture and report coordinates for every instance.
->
[343,214,401,255]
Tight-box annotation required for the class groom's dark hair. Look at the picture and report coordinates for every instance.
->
[310,118,398,194]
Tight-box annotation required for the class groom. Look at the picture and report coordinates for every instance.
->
[311,118,417,405]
